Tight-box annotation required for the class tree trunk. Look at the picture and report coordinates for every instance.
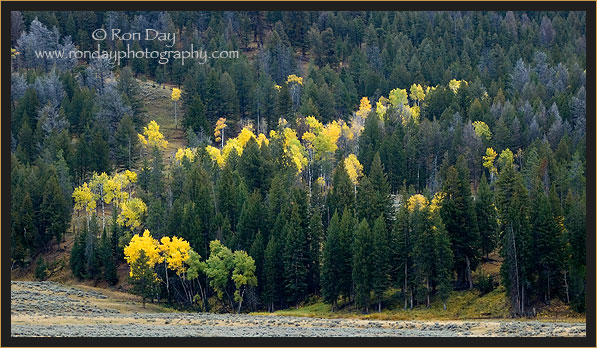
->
[142,296,146,308]
[466,255,473,290]
[404,263,408,310]
[426,277,431,308]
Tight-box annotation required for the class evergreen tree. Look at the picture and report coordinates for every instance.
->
[113,114,139,169]
[283,205,308,307]
[440,158,480,289]
[70,228,87,279]
[328,161,354,222]
[100,227,118,285]
[129,249,159,308]
[495,163,532,316]
[40,173,69,247]
[183,95,209,135]
[321,210,342,309]
[476,173,498,259]
[371,216,390,312]
[307,206,323,295]
[352,218,372,312]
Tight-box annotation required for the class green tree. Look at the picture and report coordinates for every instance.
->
[495,163,532,316]
[352,218,372,312]
[183,95,209,135]
[476,173,498,259]
[321,210,342,309]
[328,161,354,221]
[129,249,159,308]
[440,158,480,289]
[283,205,308,307]
[371,216,390,312]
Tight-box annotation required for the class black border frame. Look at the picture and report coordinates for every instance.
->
[1,1,595,347]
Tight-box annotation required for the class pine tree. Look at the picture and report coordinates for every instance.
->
[307,206,323,295]
[113,114,139,169]
[263,234,282,312]
[440,158,480,289]
[40,173,69,247]
[391,193,414,309]
[183,95,209,135]
[70,229,87,279]
[412,206,435,308]
[530,179,564,304]
[352,218,372,312]
[476,173,498,260]
[129,249,159,308]
[371,216,390,312]
[432,211,454,310]
[321,210,342,309]
[235,190,263,251]
[328,161,354,222]
[283,205,307,307]
[495,163,532,316]
[100,227,118,285]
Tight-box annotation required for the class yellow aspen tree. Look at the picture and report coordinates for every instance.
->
[407,194,429,212]
[171,87,181,129]
[89,172,110,230]
[214,118,227,149]
[117,197,147,231]
[356,97,372,118]
[138,120,168,150]
[73,182,98,229]
[483,147,498,182]
[472,120,492,140]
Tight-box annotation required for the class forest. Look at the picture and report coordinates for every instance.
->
[10,10,586,317]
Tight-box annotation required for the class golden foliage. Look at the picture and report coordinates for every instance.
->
[117,197,147,230]
[138,120,168,149]
[171,87,181,101]
[407,194,429,212]
[344,154,363,186]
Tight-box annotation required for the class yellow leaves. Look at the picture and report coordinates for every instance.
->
[305,116,323,133]
[124,230,162,273]
[160,236,191,275]
[175,147,196,163]
[407,194,428,212]
[257,133,269,147]
[389,88,408,107]
[236,127,256,148]
[283,127,307,172]
[124,170,137,184]
[430,192,445,213]
[449,79,468,94]
[72,182,97,213]
[206,145,225,168]
[171,87,181,101]
[269,129,279,139]
[117,197,147,231]
[214,118,227,143]
[409,83,425,103]
[410,105,421,124]
[344,154,363,186]
[473,120,492,140]
[286,74,303,85]
[138,120,168,149]
[356,97,372,118]
[274,84,282,91]
[302,131,316,145]
[483,147,498,171]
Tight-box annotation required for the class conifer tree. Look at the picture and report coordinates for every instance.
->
[371,216,390,312]
[283,205,307,308]
[321,210,342,309]
[476,173,498,260]
[352,218,372,312]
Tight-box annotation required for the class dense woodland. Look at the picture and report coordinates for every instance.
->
[10,11,586,316]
